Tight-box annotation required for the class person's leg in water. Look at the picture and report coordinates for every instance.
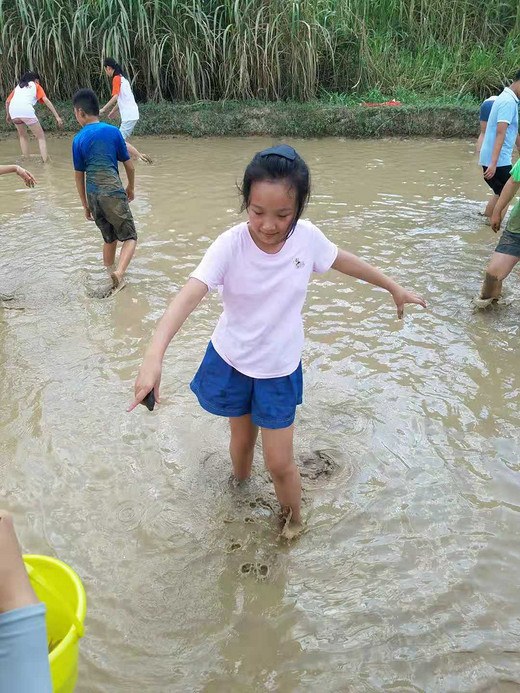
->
[14,123,30,158]
[480,252,519,299]
[261,425,303,536]
[28,122,48,163]
[111,239,136,287]
[0,510,52,693]
[482,194,499,218]
[229,414,259,481]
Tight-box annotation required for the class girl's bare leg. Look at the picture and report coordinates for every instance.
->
[261,425,301,524]
[229,415,258,481]
[28,122,48,163]
[14,123,30,158]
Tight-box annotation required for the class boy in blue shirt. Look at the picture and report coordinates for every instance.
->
[72,89,137,295]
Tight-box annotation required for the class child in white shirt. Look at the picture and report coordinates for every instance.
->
[129,145,426,538]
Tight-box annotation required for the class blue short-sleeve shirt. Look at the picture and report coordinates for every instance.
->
[72,122,130,196]
[479,87,519,168]
[479,95,498,122]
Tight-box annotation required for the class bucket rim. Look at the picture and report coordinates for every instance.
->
[23,554,86,664]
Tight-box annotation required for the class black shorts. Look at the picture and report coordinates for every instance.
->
[87,193,137,244]
[482,164,512,196]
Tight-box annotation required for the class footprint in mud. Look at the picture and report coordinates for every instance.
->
[298,449,339,481]
[0,293,24,310]
[239,562,270,580]
[226,541,242,553]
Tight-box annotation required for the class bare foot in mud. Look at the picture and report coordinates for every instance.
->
[279,507,307,541]
[472,295,500,310]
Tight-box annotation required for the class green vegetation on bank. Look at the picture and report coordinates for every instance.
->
[0,96,480,139]
[0,0,519,103]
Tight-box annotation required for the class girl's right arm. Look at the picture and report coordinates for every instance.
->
[128,278,209,411]
[42,97,62,128]
[491,176,520,232]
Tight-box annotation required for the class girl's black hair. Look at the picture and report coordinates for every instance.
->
[240,145,310,237]
[19,71,40,88]
[103,57,126,78]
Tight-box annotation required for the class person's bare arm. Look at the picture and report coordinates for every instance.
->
[100,95,118,115]
[108,105,120,120]
[516,133,520,154]
[484,122,508,179]
[0,165,37,187]
[476,121,487,155]
[74,171,93,220]
[122,159,135,201]
[5,100,10,122]
[128,278,209,410]
[331,249,426,318]
[490,177,520,232]
[42,97,62,128]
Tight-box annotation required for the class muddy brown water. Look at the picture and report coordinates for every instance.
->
[1,136,520,692]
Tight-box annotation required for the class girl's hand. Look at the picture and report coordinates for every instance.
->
[127,358,163,412]
[99,106,106,115]
[391,285,426,319]
[16,166,37,187]
[56,116,63,129]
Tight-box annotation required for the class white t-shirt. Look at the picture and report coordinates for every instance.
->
[190,219,338,378]
[7,82,46,119]
[112,75,139,121]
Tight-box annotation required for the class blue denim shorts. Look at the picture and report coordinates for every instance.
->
[190,342,303,429]
[495,228,520,258]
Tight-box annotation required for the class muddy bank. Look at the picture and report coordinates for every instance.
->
[0,100,478,139]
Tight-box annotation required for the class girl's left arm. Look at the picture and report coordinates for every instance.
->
[332,248,426,318]
[42,97,62,128]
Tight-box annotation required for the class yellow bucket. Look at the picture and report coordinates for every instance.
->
[23,555,87,693]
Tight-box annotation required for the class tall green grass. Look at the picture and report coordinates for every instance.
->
[1,0,519,101]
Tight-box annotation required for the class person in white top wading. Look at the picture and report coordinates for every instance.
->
[128,145,426,539]
[100,58,152,164]
[5,71,63,163]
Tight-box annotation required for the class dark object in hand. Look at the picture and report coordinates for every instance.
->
[141,390,155,411]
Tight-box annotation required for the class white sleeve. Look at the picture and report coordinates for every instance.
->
[189,234,232,291]
[311,223,338,273]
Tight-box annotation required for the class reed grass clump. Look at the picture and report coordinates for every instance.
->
[1,0,519,102]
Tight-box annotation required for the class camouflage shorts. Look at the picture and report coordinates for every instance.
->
[87,193,137,244]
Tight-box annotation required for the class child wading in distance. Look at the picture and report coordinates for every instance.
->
[129,145,426,538]
[72,89,137,295]
[5,71,62,163]
[100,58,152,164]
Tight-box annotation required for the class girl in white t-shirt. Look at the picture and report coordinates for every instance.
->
[5,71,63,162]
[100,58,151,164]
[129,145,426,538]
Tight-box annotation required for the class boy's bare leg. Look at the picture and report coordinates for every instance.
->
[14,123,30,158]
[261,425,302,525]
[480,252,519,299]
[126,142,152,164]
[103,241,118,269]
[229,415,258,481]
[0,510,38,613]
[29,123,48,163]
[112,239,136,285]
